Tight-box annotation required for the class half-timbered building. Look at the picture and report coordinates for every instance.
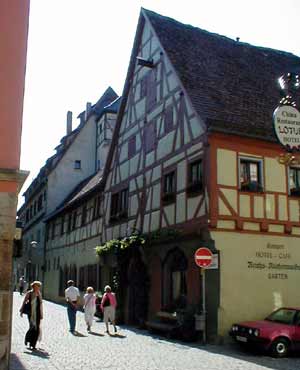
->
[43,8,300,341]
[98,9,300,340]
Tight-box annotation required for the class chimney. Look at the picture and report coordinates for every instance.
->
[66,111,72,135]
[85,102,92,120]
[236,37,240,42]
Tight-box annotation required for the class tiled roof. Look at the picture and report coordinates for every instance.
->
[92,87,119,117]
[144,9,300,142]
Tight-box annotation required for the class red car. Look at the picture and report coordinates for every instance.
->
[229,307,300,357]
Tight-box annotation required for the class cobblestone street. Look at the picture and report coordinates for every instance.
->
[10,293,300,370]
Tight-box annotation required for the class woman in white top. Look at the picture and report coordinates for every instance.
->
[83,287,96,332]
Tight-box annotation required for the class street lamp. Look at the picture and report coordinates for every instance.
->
[27,240,38,282]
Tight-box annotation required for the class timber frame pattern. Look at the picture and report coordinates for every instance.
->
[101,10,208,242]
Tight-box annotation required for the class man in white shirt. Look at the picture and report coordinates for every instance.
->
[65,280,80,333]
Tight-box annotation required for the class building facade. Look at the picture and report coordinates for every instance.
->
[43,97,121,301]
[16,88,118,286]
[43,8,300,342]
[0,1,30,369]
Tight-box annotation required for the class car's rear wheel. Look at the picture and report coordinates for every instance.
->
[271,338,290,358]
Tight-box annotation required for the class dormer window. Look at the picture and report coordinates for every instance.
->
[74,160,81,170]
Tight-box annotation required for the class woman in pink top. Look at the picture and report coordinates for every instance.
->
[101,285,117,334]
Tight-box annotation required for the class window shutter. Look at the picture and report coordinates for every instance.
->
[128,135,136,158]
[146,70,157,112]
[144,121,156,153]
[140,75,147,99]
[165,105,173,133]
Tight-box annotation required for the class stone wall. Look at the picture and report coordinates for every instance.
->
[0,187,18,369]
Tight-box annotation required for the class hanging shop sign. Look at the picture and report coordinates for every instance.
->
[273,105,300,151]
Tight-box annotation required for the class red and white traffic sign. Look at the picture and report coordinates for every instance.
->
[194,247,213,268]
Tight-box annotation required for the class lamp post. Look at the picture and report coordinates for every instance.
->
[26,240,37,283]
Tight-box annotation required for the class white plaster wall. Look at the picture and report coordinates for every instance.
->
[47,116,97,213]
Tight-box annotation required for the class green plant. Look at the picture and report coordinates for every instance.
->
[95,234,146,257]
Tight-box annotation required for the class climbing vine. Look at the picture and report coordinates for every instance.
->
[95,228,181,257]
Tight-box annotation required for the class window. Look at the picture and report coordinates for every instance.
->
[87,264,97,288]
[164,105,173,134]
[162,248,187,310]
[128,136,136,158]
[187,160,203,195]
[30,205,33,219]
[289,167,300,196]
[93,195,101,219]
[97,159,101,171]
[110,188,129,222]
[72,211,77,230]
[162,171,176,204]
[46,225,50,242]
[26,209,29,223]
[144,121,156,153]
[51,223,55,240]
[34,201,37,215]
[37,194,43,211]
[60,215,65,235]
[74,160,81,170]
[81,204,87,226]
[239,158,263,192]
[67,213,72,233]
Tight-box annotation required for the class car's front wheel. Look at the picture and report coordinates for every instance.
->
[271,338,290,358]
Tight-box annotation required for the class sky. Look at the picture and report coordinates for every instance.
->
[19,0,300,206]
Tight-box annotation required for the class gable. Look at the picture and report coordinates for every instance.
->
[103,15,206,237]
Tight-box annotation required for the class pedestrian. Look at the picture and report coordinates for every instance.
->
[65,280,80,333]
[83,287,96,332]
[101,285,117,334]
[19,281,43,350]
[19,276,25,295]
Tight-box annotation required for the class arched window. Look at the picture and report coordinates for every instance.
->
[162,248,187,311]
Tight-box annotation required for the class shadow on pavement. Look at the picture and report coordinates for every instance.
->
[72,331,87,337]
[109,333,126,339]
[23,348,50,359]
[201,342,300,370]
[89,331,105,337]
[124,327,300,370]
[10,354,28,370]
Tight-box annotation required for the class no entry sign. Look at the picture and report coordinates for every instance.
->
[194,247,213,268]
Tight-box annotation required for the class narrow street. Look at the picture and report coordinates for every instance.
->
[9,293,300,370]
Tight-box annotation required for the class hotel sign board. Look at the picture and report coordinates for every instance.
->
[273,105,300,151]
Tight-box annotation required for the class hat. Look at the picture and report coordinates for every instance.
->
[104,285,111,292]
[31,281,42,288]
[67,280,74,286]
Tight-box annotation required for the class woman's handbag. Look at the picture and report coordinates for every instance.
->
[21,292,31,315]
[22,300,31,315]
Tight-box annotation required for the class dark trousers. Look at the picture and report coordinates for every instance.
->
[67,303,77,331]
